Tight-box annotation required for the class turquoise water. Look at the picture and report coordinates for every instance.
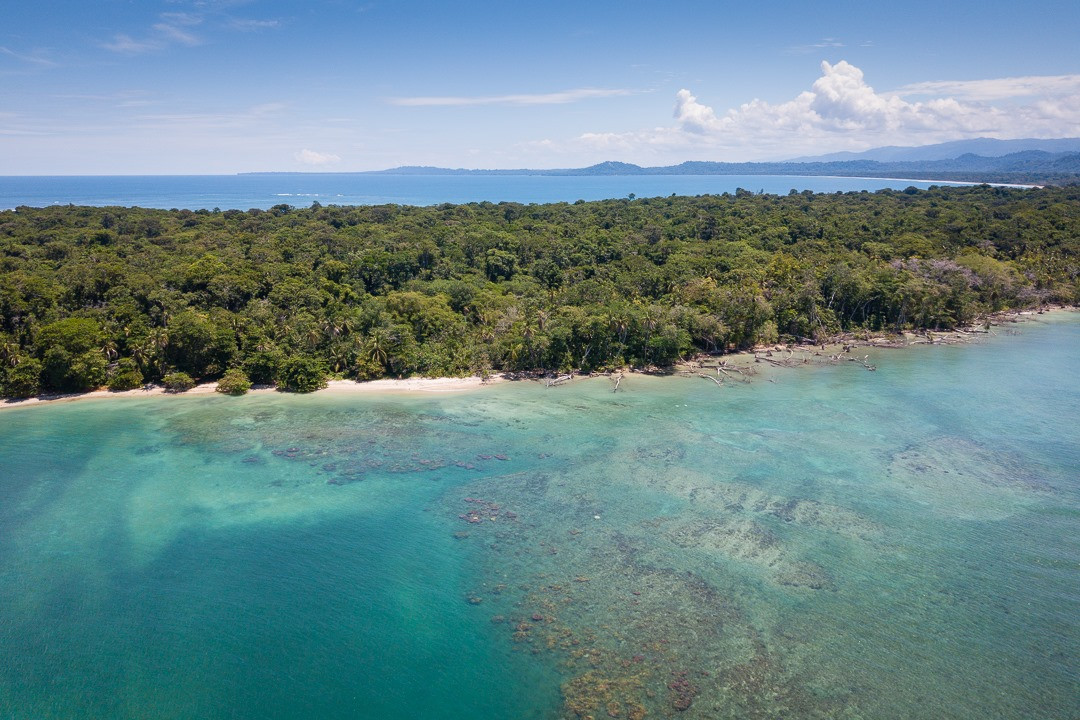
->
[1,314,1078,719]
[0,174,974,211]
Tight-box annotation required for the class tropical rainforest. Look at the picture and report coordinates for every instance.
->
[1,184,1077,397]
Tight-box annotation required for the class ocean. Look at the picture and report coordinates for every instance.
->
[0,173,978,211]
[1,313,1077,719]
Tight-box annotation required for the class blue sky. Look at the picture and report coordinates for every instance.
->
[3,0,1079,173]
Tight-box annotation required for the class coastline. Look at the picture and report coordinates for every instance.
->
[1,306,1073,412]
[0,376,506,412]
[812,174,1041,189]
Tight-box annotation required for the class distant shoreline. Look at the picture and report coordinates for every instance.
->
[0,173,1040,215]
[238,172,1039,190]
[3,307,1073,413]
[234,170,1039,189]
[807,174,1039,189]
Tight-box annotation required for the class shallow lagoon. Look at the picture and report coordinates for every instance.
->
[1,314,1078,719]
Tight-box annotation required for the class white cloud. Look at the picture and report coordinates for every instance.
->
[388,88,634,107]
[672,89,721,134]
[160,12,203,26]
[152,22,201,46]
[124,103,287,134]
[249,102,287,115]
[295,149,341,166]
[0,46,58,68]
[787,38,846,54]
[102,14,203,53]
[0,128,52,136]
[101,34,161,54]
[557,61,1080,162]
[892,74,1080,101]
[229,18,281,31]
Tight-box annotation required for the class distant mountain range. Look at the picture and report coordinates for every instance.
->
[358,151,1080,184]
[787,137,1080,163]
[244,138,1080,185]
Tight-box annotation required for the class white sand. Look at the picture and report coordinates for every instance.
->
[3,307,1073,412]
[0,375,506,412]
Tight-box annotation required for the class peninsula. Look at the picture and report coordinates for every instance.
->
[1,184,1077,400]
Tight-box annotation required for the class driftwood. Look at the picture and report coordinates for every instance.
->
[756,350,879,372]
[546,374,572,387]
[755,355,800,368]
[714,362,754,382]
[848,354,877,371]
[611,374,623,393]
[691,372,723,388]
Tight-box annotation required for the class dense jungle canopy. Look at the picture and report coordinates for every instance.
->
[1,184,1077,396]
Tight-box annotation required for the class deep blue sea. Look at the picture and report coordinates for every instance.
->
[0,173,978,211]
[1,313,1078,719]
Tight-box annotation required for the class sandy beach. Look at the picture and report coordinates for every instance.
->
[0,375,506,412]
[2,307,1072,413]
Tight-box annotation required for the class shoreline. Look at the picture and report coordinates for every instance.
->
[811,174,1041,189]
[2,306,1074,412]
[0,375,506,412]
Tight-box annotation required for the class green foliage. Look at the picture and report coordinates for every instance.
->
[277,356,327,393]
[3,358,43,398]
[165,310,237,378]
[0,185,1076,398]
[243,348,284,385]
[216,368,252,395]
[42,346,107,392]
[162,371,196,393]
[107,358,144,391]
[37,318,103,356]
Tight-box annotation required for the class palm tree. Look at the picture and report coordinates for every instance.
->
[328,344,351,373]
[506,341,524,369]
[607,308,630,360]
[521,315,539,369]
[100,337,119,361]
[364,327,392,367]
[0,338,21,367]
[136,328,169,376]
[607,310,629,345]
[640,305,660,365]
[147,327,169,355]
[338,315,357,337]
[322,317,343,339]
[274,320,293,342]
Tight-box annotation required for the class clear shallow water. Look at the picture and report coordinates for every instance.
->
[1,314,1078,719]
[0,174,974,211]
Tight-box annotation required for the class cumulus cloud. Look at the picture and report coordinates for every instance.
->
[389,88,633,107]
[673,89,721,134]
[564,61,1080,162]
[295,149,341,166]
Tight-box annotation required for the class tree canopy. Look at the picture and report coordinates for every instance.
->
[1,184,1076,396]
